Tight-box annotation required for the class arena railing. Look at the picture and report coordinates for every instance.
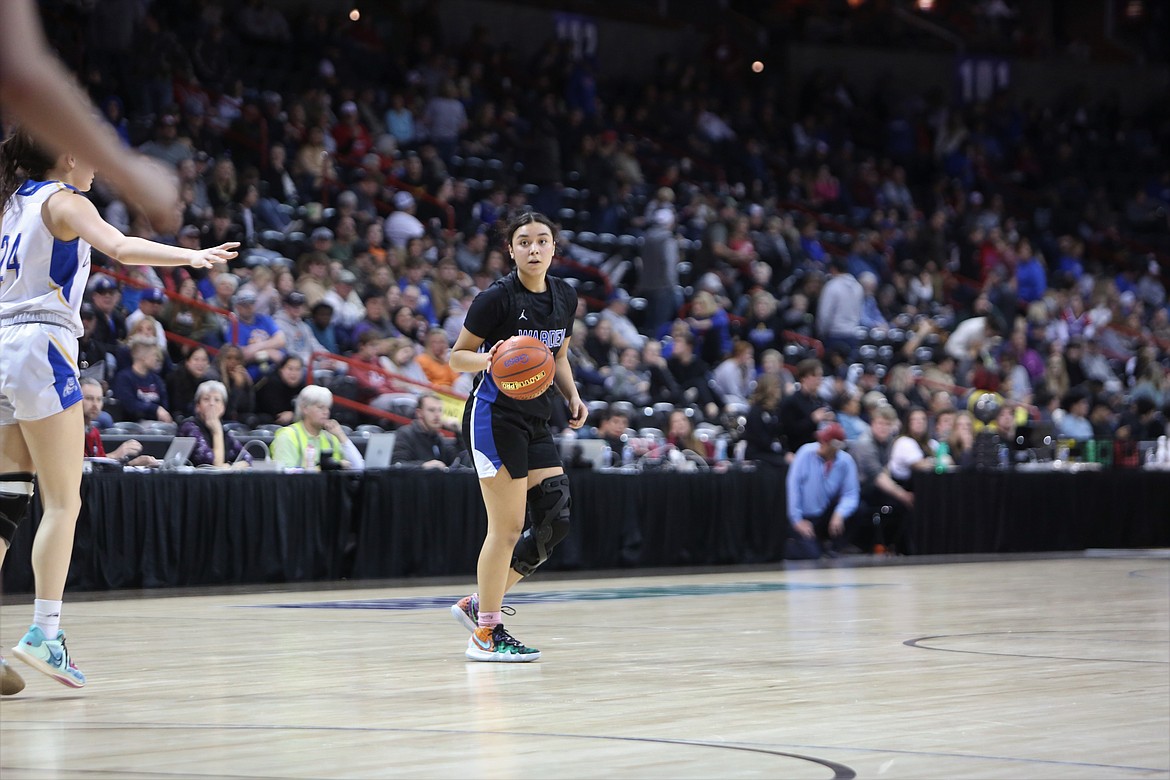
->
[91,266,239,346]
[308,350,464,438]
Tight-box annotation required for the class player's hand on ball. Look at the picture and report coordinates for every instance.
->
[483,340,504,373]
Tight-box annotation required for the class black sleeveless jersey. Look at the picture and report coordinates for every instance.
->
[463,271,577,418]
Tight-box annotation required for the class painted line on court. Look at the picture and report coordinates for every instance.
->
[244,581,888,612]
[5,721,1166,776]
[905,629,1170,664]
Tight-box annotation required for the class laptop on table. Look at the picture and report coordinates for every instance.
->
[364,432,397,470]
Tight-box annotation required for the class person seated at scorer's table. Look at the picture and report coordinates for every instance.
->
[176,381,253,468]
[80,378,157,466]
[389,392,462,469]
[270,385,364,470]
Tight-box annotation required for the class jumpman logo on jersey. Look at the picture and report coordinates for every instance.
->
[518,309,528,321]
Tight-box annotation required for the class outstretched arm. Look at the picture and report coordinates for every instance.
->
[0,0,180,229]
[47,191,237,269]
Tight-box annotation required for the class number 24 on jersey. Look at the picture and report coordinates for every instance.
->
[0,233,22,284]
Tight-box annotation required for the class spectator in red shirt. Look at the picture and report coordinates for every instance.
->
[331,101,372,167]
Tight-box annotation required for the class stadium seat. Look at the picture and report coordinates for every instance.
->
[111,421,145,435]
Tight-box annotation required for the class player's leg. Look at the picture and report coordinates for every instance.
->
[509,419,573,581]
[476,465,528,618]
[0,360,35,696]
[0,416,35,572]
[10,404,87,687]
[466,466,540,661]
[451,465,569,632]
[449,463,524,636]
[512,465,571,577]
[0,416,33,696]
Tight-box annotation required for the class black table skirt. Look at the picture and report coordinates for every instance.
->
[3,467,1167,593]
[913,469,1170,554]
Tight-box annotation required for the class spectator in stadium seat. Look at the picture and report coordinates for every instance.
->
[665,410,712,461]
[686,290,732,365]
[77,303,115,384]
[711,340,755,408]
[742,374,787,468]
[126,287,168,347]
[88,275,127,347]
[598,288,646,351]
[415,329,460,391]
[779,358,832,453]
[166,345,215,420]
[742,290,784,361]
[597,406,632,463]
[1056,391,1094,441]
[223,289,286,380]
[254,355,306,426]
[214,344,255,424]
[273,291,325,365]
[605,347,651,406]
[384,191,426,249]
[111,338,172,424]
[666,330,721,417]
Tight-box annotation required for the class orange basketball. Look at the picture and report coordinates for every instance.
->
[491,335,555,400]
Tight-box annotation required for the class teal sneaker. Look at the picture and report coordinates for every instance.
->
[1,655,25,695]
[466,623,540,662]
[12,626,86,688]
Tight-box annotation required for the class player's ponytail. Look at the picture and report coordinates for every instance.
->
[0,128,56,212]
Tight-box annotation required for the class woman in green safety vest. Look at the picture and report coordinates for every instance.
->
[271,385,364,470]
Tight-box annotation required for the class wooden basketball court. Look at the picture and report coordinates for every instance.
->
[2,554,1167,779]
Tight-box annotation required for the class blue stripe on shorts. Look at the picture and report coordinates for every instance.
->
[47,339,82,409]
[472,395,501,470]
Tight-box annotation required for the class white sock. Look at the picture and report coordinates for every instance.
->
[33,599,62,640]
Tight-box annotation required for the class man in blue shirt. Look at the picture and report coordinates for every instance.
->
[786,422,860,559]
[224,289,287,380]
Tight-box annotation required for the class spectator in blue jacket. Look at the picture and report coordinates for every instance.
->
[785,422,860,559]
[1015,239,1047,304]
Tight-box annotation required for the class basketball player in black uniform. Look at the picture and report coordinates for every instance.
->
[449,212,587,662]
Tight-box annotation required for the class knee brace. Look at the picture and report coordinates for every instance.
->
[511,474,572,577]
[0,472,35,548]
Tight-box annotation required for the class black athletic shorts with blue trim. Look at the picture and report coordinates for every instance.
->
[462,393,561,479]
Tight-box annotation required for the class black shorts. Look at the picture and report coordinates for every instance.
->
[463,396,562,479]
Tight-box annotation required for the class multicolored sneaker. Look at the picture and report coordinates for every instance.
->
[12,626,86,688]
[1,655,25,695]
[451,593,480,632]
[465,623,540,662]
[450,594,515,633]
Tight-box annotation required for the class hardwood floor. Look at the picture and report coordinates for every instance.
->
[2,555,1167,779]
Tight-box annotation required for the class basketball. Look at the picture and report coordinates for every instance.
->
[491,335,555,400]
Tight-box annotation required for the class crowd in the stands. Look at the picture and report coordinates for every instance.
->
[36,0,1169,465]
